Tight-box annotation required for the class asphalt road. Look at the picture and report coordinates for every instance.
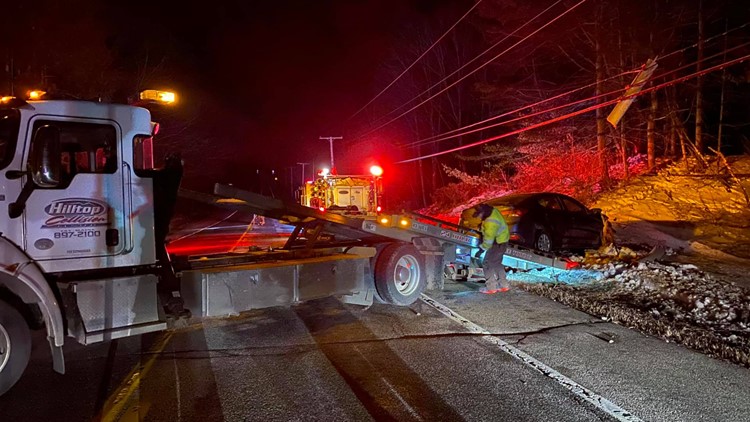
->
[2,280,749,422]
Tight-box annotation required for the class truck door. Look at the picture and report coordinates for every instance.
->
[22,119,126,261]
[349,187,365,210]
[334,187,351,206]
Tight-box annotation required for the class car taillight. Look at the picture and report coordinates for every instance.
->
[501,208,524,218]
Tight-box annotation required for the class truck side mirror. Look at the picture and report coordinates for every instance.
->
[30,125,62,188]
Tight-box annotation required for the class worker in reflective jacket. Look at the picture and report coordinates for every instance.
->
[472,204,510,294]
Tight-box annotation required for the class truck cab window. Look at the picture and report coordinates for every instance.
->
[0,110,21,170]
[133,135,155,172]
[29,120,117,188]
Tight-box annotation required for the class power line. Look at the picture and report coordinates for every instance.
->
[357,0,566,135]
[403,68,638,148]
[348,0,483,121]
[404,39,750,150]
[354,6,749,150]
[397,52,750,163]
[658,20,750,62]
[354,0,587,141]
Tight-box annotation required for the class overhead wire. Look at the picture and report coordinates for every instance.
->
[658,20,750,62]
[396,52,750,163]
[353,0,588,141]
[356,0,566,135]
[402,68,640,148]
[403,38,750,150]
[347,0,483,121]
[357,10,750,151]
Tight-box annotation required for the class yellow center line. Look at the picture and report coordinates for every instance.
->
[97,332,174,422]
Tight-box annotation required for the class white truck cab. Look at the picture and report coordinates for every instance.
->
[0,94,175,394]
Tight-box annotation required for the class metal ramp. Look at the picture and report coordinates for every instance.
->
[503,245,570,273]
[180,184,572,276]
[181,184,479,250]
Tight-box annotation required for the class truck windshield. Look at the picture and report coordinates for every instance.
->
[0,109,20,170]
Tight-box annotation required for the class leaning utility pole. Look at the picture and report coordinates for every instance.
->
[319,136,342,170]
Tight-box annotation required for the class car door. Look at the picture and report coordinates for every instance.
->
[558,195,599,247]
[536,194,569,247]
[22,118,126,263]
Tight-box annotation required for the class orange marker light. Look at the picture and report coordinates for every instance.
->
[28,90,46,100]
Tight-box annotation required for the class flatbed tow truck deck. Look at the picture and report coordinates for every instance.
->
[174,184,574,318]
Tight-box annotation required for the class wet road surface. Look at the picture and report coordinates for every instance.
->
[3,280,750,421]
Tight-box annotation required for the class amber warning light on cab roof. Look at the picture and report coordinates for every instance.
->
[28,90,46,100]
[139,90,177,105]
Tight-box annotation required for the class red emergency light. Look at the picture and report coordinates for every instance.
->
[370,165,383,177]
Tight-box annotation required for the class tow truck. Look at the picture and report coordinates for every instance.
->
[0,91,571,395]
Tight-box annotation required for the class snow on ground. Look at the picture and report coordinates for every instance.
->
[593,156,750,285]
[511,158,750,366]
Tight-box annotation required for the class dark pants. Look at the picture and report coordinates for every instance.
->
[484,242,509,290]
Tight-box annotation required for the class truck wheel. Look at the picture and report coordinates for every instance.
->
[0,301,31,396]
[374,243,426,306]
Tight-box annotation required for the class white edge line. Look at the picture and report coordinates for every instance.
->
[420,293,643,422]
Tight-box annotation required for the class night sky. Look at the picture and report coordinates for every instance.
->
[3,0,466,191]
[109,0,461,173]
[4,0,749,205]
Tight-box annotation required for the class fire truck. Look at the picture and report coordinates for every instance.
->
[299,166,383,215]
[0,90,572,396]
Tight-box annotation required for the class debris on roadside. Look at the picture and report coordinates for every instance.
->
[503,241,750,366]
[517,259,750,367]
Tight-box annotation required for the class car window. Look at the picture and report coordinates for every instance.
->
[560,196,586,213]
[538,196,562,210]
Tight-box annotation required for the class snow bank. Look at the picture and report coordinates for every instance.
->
[593,157,750,261]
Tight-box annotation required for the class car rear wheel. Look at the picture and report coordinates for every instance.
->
[535,231,553,252]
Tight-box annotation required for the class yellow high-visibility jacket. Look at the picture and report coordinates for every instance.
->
[480,207,510,250]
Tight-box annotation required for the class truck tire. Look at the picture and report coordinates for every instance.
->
[374,243,426,306]
[0,300,31,396]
